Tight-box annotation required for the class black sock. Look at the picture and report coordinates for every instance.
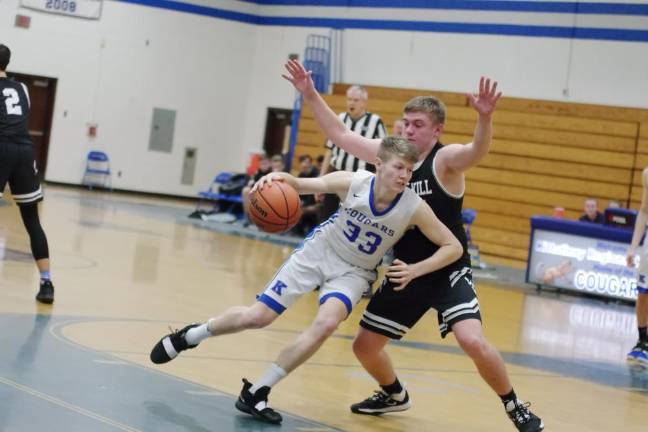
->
[639,326,647,343]
[499,388,516,405]
[381,378,403,395]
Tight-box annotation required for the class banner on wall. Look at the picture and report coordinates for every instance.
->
[527,229,639,301]
[20,0,102,19]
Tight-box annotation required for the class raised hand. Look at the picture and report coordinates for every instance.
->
[282,59,316,95]
[466,77,502,117]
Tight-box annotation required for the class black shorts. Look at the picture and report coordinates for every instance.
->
[0,143,43,206]
[360,261,480,339]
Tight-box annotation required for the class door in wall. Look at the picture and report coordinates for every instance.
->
[263,107,292,160]
[9,73,57,179]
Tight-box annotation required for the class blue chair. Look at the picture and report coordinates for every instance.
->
[461,208,477,242]
[196,172,245,219]
[82,151,112,190]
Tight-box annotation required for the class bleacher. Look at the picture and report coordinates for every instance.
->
[293,83,648,268]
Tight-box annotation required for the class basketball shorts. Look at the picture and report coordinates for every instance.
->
[257,230,377,315]
[636,247,648,295]
[360,262,480,339]
[0,143,43,206]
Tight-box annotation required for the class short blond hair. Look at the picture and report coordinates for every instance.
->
[403,96,446,124]
[377,136,419,165]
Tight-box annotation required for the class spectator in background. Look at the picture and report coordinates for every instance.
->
[320,85,386,221]
[392,119,405,137]
[314,154,324,172]
[579,198,604,224]
[293,155,321,236]
[626,167,648,366]
[270,154,285,173]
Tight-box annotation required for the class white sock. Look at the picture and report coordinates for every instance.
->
[184,323,212,345]
[391,388,407,402]
[250,363,287,394]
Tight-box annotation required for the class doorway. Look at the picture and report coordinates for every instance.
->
[263,108,292,160]
[8,73,57,179]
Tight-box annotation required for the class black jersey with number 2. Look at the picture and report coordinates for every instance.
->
[0,78,32,145]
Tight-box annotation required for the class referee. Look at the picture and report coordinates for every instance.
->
[320,85,386,220]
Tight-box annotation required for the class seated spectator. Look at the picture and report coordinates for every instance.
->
[270,154,286,173]
[314,154,324,172]
[579,198,604,224]
[293,155,321,236]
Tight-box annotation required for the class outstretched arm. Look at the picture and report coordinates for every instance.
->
[283,60,380,162]
[628,170,648,267]
[386,202,463,290]
[252,171,353,199]
[437,77,502,173]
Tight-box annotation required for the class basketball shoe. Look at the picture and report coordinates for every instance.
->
[627,340,648,366]
[150,324,200,364]
[36,280,54,304]
[505,399,544,431]
[235,378,282,424]
[350,389,411,415]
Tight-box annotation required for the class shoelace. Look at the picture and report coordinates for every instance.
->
[508,401,532,424]
[368,390,390,402]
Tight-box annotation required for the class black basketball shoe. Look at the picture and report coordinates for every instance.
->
[235,378,282,424]
[150,324,200,364]
[36,280,54,304]
[505,399,544,431]
[350,389,411,415]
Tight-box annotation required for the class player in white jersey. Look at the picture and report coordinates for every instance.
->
[149,136,463,424]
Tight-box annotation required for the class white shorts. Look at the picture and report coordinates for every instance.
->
[637,247,648,294]
[258,231,377,315]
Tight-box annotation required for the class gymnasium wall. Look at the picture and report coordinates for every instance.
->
[0,0,646,196]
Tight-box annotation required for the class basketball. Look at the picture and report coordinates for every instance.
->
[248,181,302,233]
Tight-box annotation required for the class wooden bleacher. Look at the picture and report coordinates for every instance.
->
[293,82,648,269]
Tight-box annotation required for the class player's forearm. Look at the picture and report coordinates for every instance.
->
[303,90,349,144]
[469,113,493,164]
[409,241,463,279]
[303,91,379,162]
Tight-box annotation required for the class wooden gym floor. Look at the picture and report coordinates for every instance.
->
[0,185,646,431]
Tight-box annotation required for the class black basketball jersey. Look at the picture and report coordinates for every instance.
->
[0,77,32,145]
[394,142,470,266]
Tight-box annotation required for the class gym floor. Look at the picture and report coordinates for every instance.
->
[0,185,646,431]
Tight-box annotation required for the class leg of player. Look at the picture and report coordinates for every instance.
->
[235,296,349,424]
[18,204,54,304]
[628,291,648,365]
[452,319,544,432]
[350,328,411,415]
[149,302,279,364]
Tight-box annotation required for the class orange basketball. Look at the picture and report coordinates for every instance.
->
[248,181,302,233]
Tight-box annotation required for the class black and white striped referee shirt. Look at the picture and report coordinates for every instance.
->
[325,111,386,172]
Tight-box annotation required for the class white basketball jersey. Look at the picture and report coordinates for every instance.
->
[320,170,422,270]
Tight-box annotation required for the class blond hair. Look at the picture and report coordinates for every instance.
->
[377,136,419,165]
[403,96,446,124]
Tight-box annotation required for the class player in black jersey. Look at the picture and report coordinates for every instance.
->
[283,60,543,431]
[0,44,55,304]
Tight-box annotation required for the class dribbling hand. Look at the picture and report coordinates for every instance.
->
[251,173,284,193]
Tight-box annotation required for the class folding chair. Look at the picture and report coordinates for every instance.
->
[82,151,112,190]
